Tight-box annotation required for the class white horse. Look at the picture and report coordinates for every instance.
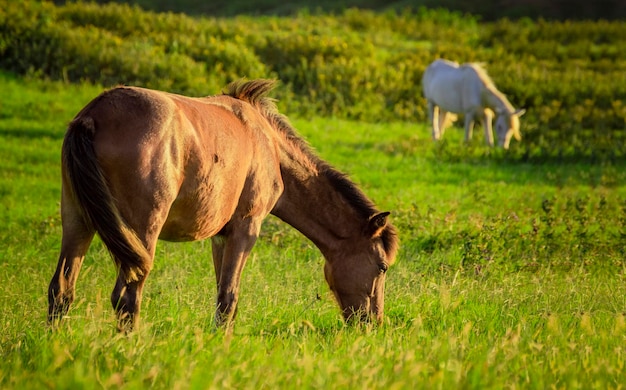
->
[422,59,526,149]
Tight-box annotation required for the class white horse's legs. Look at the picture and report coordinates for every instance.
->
[502,132,513,149]
[464,115,475,143]
[438,110,448,138]
[482,111,495,147]
[427,102,441,141]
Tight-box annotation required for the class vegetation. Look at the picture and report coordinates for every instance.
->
[55,0,626,20]
[0,1,624,388]
[1,1,625,160]
[0,69,624,390]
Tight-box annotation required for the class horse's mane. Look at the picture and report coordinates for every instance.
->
[223,79,398,257]
[463,62,497,90]
[462,62,514,111]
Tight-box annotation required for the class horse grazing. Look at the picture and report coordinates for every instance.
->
[48,79,399,332]
[422,59,525,149]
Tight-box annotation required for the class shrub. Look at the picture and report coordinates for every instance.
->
[2,1,625,159]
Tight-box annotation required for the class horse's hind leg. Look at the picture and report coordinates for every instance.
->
[48,194,95,325]
[438,110,457,138]
[111,269,151,332]
[110,235,157,332]
[109,227,159,332]
[428,102,441,141]
[482,110,495,146]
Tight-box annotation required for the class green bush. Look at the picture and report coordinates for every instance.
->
[2,1,625,159]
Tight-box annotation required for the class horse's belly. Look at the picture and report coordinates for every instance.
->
[159,190,240,242]
[159,212,229,242]
[424,67,467,113]
[426,80,465,113]
[159,217,228,242]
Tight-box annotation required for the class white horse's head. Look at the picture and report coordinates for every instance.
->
[495,108,526,149]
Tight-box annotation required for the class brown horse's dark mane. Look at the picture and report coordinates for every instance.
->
[223,79,398,258]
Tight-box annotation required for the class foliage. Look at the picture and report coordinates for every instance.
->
[54,0,626,21]
[2,1,625,160]
[0,72,625,388]
[401,193,625,272]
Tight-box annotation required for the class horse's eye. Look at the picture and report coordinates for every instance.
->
[378,263,388,274]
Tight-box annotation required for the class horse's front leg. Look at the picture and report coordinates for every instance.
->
[482,110,495,146]
[464,114,475,143]
[211,219,261,332]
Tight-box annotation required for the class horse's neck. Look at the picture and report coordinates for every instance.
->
[271,162,363,256]
[483,88,513,113]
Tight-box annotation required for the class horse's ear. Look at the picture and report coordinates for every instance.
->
[514,108,526,117]
[367,212,390,237]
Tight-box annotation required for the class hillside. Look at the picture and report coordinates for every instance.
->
[2,1,625,159]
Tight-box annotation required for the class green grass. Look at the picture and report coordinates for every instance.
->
[0,72,625,388]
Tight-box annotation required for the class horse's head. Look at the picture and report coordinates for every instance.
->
[495,108,526,149]
[323,212,398,324]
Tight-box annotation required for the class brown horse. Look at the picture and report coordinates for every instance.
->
[48,79,399,331]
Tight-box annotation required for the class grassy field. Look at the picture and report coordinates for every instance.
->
[0,72,625,388]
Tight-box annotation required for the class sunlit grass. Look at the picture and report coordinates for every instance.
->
[0,73,625,388]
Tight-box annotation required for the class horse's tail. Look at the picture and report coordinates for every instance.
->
[62,116,151,282]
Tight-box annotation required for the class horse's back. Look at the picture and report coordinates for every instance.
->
[422,60,461,91]
[69,86,283,242]
[422,59,482,113]
[423,60,464,111]
[76,88,171,161]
